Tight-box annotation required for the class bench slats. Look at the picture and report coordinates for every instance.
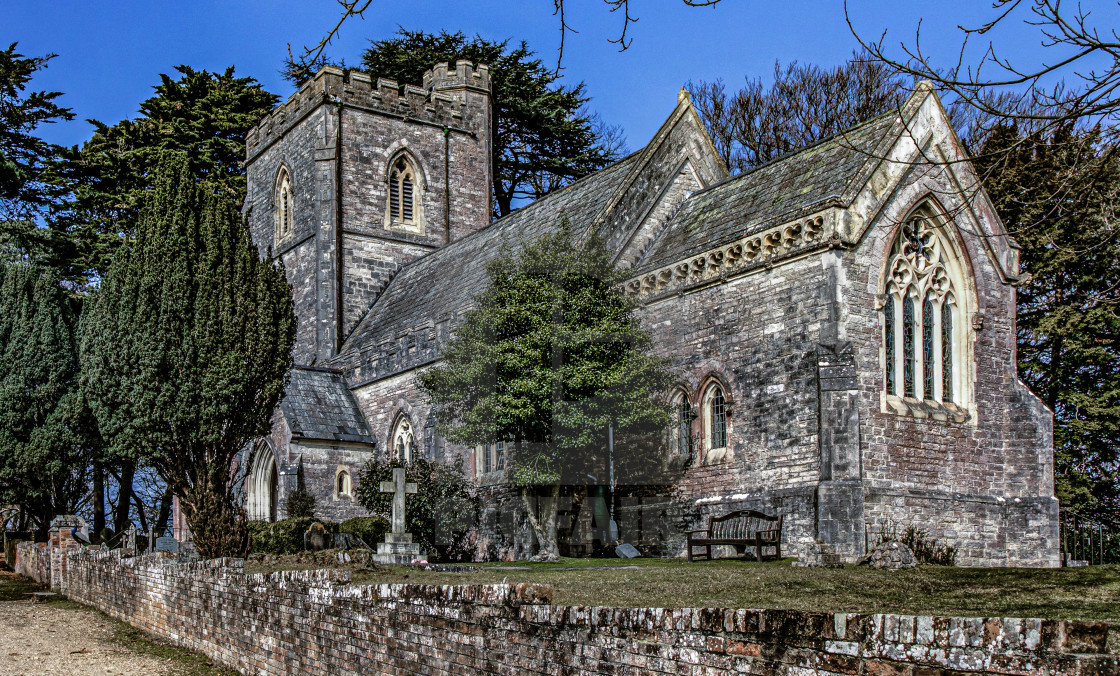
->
[687,510,783,563]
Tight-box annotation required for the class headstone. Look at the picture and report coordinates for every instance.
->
[305,522,332,552]
[154,536,179,553]
[615,543,640,558]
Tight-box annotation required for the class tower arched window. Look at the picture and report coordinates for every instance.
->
[883,210,967,407]
[387,157,418,226]
[274,167,294,244]
[391,416,416,462]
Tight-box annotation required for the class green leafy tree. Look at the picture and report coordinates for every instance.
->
[0,261,94,530]
[0,43,73,262]
[286,29,624,218]
[80,152,295,558]
[50,65,277,284]
[975,123,1120,525]
[420,224,674,560]
[354,455,478,562]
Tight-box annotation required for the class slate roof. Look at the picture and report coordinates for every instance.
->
[632,111,898,273]
[278,366,375,443]
[334,153,641,368]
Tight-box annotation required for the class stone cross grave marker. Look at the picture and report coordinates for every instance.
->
[381,467,417,536]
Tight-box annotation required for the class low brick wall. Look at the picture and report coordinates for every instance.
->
[57,548,1115,675]
[14,541,50,585]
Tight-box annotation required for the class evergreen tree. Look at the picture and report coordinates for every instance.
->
[80,152,295,558]
[49,65,277,285]
[286,29,624,218]
[0,261,93,530]
[420,224,673,560]
[975,123,1120,525]
[0,43,73,262]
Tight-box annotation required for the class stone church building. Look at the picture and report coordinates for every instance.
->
[235,61,1060,566]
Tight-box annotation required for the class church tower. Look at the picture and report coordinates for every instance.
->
[244,62,493,364]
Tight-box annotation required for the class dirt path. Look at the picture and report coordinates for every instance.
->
[0,600,178,675]
[0,570,180,675]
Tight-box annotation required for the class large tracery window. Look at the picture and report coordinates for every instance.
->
[273,167,294,244]
[883,211,965,406]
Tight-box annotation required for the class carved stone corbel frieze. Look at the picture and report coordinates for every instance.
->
[621,209,836,300]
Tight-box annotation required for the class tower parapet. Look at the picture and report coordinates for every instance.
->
[246,62,491,161]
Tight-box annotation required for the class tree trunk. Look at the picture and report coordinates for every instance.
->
[113,459,136,534]
[92,462,105,540]
[182,480,248,559]
[520,485,562,562]
[154,486,174,537]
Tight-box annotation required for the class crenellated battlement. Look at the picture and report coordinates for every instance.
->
[246,61,491,160]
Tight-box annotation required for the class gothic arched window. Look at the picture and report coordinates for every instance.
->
[391,416,416,462]
[701,382,729,461]
[671,389,692,456]
[386,156,421,230]
[274,167,294,244]
[883,210,966,406]
[336,469,352,497]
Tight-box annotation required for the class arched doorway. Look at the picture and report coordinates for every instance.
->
[247,444,278,522]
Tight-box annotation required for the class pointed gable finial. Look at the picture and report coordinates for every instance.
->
[678,86,690,104]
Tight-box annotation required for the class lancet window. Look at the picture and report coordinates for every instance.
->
[701,383,728,454]
[273,167,294,244]
[388,157,416,224]
[883,212,963,405]
[391,416,416,462]
[672,390,692,456]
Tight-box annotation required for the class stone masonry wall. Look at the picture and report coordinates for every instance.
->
[636,253,829,558]
[56,549,1118,675]
[844,162,1059,567]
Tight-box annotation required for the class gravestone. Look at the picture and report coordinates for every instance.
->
[154,536,179,553]
[373,467,424,564]
[615,543,640,558]
[305,522,332,552]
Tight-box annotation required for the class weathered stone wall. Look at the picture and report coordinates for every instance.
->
[56,550,1118,675]
[244,64,492,364]
[844,161,1059,567]
[635,253,830,558]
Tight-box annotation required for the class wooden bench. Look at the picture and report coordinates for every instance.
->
[687,510,783,562]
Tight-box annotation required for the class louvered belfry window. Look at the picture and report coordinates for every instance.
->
[389,158,416,224]
[883,212,962,405]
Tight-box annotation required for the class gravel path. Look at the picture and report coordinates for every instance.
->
[0,598,176,675]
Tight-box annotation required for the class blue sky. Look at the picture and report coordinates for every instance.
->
[2,1,1089,152]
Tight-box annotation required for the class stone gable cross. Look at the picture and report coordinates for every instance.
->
[380,467,417,535]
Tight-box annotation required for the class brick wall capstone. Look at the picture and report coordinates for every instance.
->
[51,548,1117,675]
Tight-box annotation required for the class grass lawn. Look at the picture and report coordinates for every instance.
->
[247,555,1120,630]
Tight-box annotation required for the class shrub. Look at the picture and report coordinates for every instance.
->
[247,517,338,555]
[285,487,317,519]
[874,519,957,566]
[339,516,390,549]
[355,456,478,562]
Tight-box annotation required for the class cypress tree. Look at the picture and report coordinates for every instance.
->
[0,260,91,530]
[81,152,295,558]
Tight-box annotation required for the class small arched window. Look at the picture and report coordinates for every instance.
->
[336,469,351,497]
[883,210,967,406]
[274,167,294,244]
[391,416,415,462]
[701,382,729,461]
[388,157,417,225]
[671,390,692,456]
